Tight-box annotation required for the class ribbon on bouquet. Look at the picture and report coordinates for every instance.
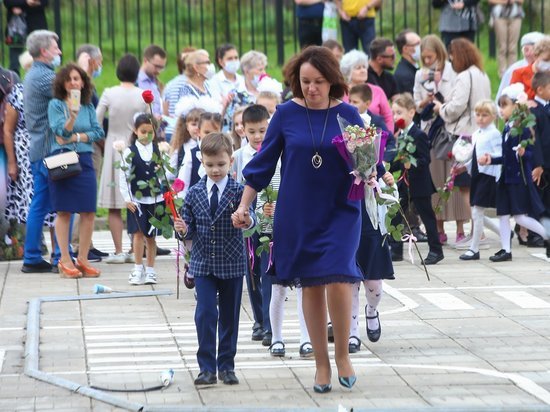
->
[401,233,418,264]
[349,171,366,201]
[163,190,179,219]
[266,241,274,272]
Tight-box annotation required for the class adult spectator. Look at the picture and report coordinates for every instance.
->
[96,54,148,264]
[394,29,421,94]
[208,44,245,106]
[322,39,345,62]
[137,44,167,116]
[413,35,458,244]
[295,0,325,48]
[489,0,524,77]
[510,35,550,100]
[47,63,105,278]
[163,47,196,141]
[174,49,214,109]
[335,0,381,53]
[340,49,393,131]
[3,0,48,75]
[235,45,363,393]
[433,38,491,244]
[496,32,544,102]
[21,30,61,273]
[368,37,398,100]
[432,0,480,49]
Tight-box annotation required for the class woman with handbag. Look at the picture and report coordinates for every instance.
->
[432,38,491,245]
[47,63,105,278]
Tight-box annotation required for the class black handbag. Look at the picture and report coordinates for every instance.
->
[43,150,82,180]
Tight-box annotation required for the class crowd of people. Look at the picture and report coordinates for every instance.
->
[1,0,550,394]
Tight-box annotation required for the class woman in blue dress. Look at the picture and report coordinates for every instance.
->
[233,46,363,393]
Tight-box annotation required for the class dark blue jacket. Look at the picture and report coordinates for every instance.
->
[531,102,550,169]
[491,125,534,184]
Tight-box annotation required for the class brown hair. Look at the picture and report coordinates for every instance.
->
[392,93,416,111]
[200,132,233,157]
[532,71,550,92]
[370,37,394,60]
[176,46,196,74]
[52,63,93,104]
[349,83,373,103]
[143,44,166,60]
[199,112,222,131]
[286,46,348,99]
[448,38,484,73]
[420,34,447,71]
[322,39,344,53]
[230,105,248,150]
[170,107,204,153]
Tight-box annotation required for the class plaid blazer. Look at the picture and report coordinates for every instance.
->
[182,176,255,279]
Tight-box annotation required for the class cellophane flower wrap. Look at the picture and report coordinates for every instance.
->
[332,114,381,228]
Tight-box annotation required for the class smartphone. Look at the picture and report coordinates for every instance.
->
[69,89,81,111]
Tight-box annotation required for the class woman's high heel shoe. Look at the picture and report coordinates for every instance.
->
[58,262,82,279]
[313,372,332,393]
[338,375,357,389]
[76,258,101,277]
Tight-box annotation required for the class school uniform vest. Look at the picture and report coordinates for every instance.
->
[129,144,159,197]
[190,146,201,187]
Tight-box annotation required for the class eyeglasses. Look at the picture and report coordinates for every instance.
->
[380,54,396,59]
[148,60,166,71]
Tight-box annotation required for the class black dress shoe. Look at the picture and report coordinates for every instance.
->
[218,370,239,385]
[90,247,109,257]
[459,250,480,261]
[348,336,361,353]
[424,251,444,265]
[412,227,428,243]
[262,332,272,347]
[489,249,512,262]
[21,260,53,273]
[251,325,264,341]
[365,309,381,342]
[194,370,217,385]
[391,252,403,262]
[156,246,171,256]
[527,232,545,248]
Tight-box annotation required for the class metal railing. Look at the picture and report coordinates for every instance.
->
[1,0,548,68]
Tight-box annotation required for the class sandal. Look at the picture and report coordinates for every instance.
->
[269,341,285,357]
[76,258,101,278]
[299,342,314,358]
[58,261,82,279]
[348,336,361,353]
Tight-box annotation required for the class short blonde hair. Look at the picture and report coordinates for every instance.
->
[257,91,281,103]
[392,92,416,111]
[474,99,497,117]
[184,49,209,77]
[534,36,550,58]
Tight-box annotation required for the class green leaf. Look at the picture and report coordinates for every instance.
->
[409,157,418,167]
[155,204,165,215]
[135,190,143,200]
[137,180,148,189]
[149,216,162,229]
[391,230,402,242]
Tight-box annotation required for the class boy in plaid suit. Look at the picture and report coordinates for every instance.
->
[174,132,255,386]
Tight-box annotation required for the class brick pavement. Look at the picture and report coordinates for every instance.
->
[1,228,550,411]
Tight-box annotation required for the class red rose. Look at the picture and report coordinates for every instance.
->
[395,118,406,130]
[447,151,453,160]
[142,90,154,104]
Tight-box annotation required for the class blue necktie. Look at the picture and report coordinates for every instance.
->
[210,184,218,217]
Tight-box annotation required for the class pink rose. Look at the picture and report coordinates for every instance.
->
[172,178,185,193]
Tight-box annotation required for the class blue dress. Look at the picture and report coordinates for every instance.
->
[243,100,364,287]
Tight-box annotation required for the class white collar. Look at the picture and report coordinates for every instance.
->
[535,95,549,106]
[243,144,257,157]
[206,175,229,195]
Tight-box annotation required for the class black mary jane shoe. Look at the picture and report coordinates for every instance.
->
[269,341,285,357]
[365,309,381,343]
[489,249,512,262]
[299,342,314,358]
[459,250,480,261]
[194,371,217,385]
[218,370,239,385]
[348,336,361,353]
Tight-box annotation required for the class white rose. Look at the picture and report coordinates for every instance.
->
[158,141,171,153]
[112,140,126,153]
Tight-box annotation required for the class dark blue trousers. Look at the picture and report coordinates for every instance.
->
[340,17,376,53]
[194,275,243,373]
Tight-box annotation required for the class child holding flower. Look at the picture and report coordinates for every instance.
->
[478,84,549,262]
[390,93,443,265]
[119,113,165,285]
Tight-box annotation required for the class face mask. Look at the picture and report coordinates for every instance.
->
[537,60,550,72]
[204,63,216,80]
[92,65,102,78]
[51,54,61,68]
[251,74,261,88]
[224,60,240,74]
[412,45,421,62]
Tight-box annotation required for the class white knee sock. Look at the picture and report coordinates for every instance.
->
[483,215,500,236]
[296,288,310,344]
[349,282,361,340]
[499,215,512,252]
[514,214,548,240]
[470,206,485,253]
[269,284,287,344]
[364,279,383,330]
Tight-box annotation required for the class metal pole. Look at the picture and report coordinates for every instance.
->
[275,0,284,67]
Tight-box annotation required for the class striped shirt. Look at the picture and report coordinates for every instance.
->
[23,61,55,162]
[162,74,188,136]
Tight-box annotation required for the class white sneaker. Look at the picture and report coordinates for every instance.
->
[455,236,491,250]
[144,271,157,285]
[105,253,126,264]
[125,253,135,263]
[129,268,144,285]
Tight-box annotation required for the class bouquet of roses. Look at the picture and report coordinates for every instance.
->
[332,114,381,228]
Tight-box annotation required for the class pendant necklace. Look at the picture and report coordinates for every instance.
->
[304,97,331,169]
